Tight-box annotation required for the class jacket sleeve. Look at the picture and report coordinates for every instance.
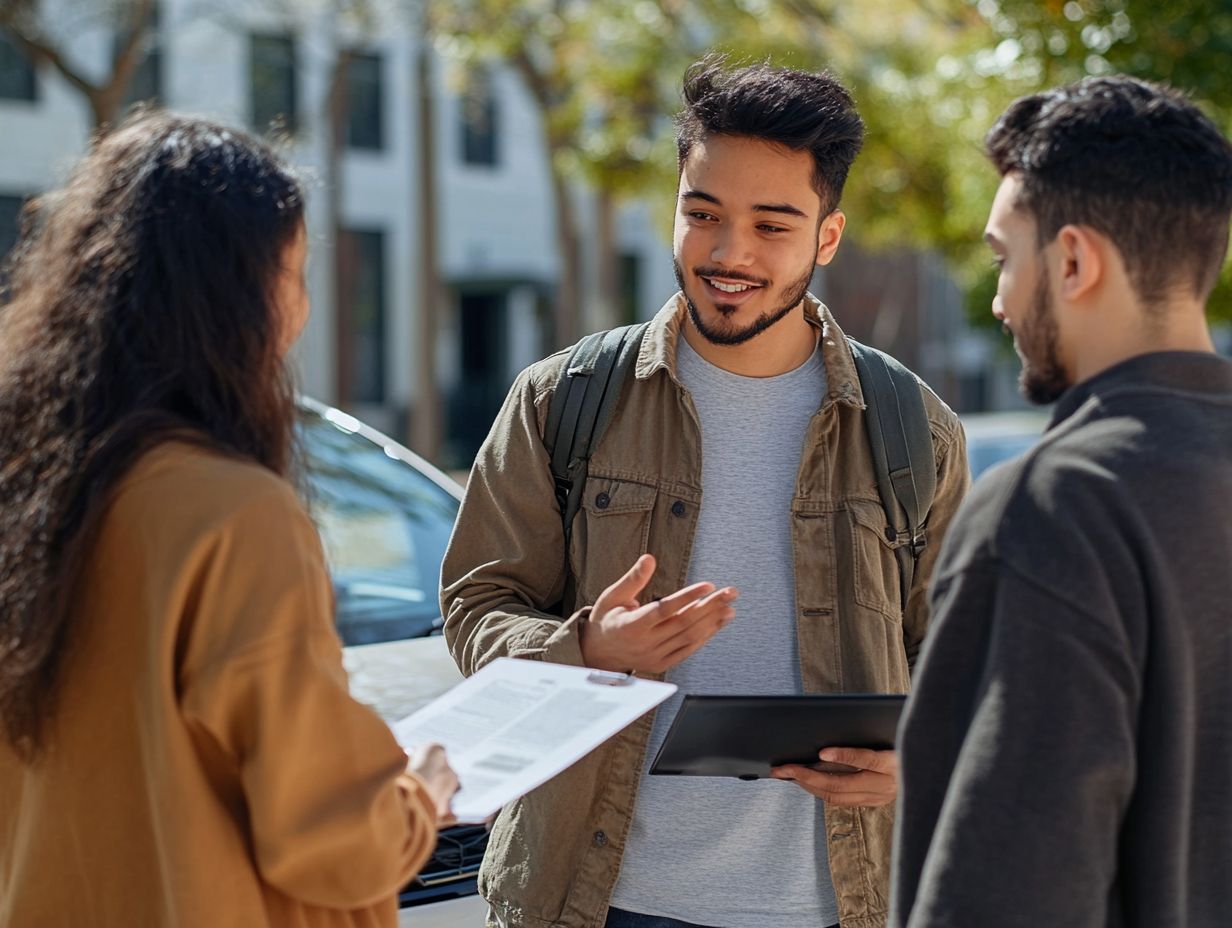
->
[902,412,970,670]
[178,485,439,909]
[440,365,589,677]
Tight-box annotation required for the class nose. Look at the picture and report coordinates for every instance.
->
[991,293,1006,323]
[710,224,756,268]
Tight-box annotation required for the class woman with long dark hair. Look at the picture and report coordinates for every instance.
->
[0,111,457,926]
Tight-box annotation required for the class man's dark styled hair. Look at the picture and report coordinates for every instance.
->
[0,110,304,760]
[676,56,865,215]
[986,76,1232,307]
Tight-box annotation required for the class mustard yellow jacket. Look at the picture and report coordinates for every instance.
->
[442,295,970,928]
[1,441,438,927]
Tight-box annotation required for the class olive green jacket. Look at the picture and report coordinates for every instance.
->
[441,294,970,928]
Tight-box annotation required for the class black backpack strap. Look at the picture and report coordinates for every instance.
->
[543,322,650,553]
[849,339,937,609]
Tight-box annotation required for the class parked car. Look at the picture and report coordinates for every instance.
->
[960,410,1050,479]
[297,398,488,927]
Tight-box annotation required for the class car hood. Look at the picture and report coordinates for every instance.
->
[343,635,463,725]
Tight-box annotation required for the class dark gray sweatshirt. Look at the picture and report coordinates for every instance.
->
[891,352,1232,928]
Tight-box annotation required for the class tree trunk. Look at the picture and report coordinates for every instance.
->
[548,160,581,349]
[595,186,620,330]
[410,37,443,462]
[507,46,582,350]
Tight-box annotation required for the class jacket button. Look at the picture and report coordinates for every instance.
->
[595,492,611,509]
[671,500,686,517]
[593,830,608,847]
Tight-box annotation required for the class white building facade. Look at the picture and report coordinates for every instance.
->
[0,0,678,466]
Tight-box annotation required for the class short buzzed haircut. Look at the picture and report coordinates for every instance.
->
[986,76,1232,307]
[675,56,865,216]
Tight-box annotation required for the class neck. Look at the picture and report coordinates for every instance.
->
[681,304,817,377]
[1070,298,1215,384]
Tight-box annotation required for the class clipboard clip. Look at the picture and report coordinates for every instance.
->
[586,670,634,687]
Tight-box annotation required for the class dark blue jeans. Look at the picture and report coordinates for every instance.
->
[604,908,838,928]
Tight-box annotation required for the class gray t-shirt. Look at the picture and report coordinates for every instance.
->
[608,335,838,927]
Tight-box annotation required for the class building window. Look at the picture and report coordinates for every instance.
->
[0,193,30,293]
[340,228,387,404]
[346,52,383,150]
[0,33,36,101]
[460,72,498,167]
[250,33,297,135]
[113,2,161,109]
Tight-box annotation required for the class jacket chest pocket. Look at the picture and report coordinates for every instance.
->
[571,477,658,602]
[842,500,904,622]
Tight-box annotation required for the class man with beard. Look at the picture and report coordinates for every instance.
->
[891,77,1232,928]
[442,58,969,928]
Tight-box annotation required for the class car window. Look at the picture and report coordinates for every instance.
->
[967,434,1042,479]
[297,406,460,646]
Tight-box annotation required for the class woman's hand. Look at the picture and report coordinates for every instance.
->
[406,743,460,826]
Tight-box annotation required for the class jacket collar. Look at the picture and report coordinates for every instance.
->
[636,291,865,410]
[1050,350,1232,428]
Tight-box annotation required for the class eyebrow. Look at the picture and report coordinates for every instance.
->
[681,189,809,219]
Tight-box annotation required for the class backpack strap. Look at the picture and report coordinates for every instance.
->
[849,339,937,609]
[543,322,650,554]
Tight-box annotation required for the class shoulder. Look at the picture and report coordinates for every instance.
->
[861,348,964,458]
[939,407,1135,593]
[821,308,962,456]
[109,439,311,543]
[512,347,574,410]
[916,377,963,451]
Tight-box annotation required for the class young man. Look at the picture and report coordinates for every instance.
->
[891,76,1232,927]
[443,59,968,928]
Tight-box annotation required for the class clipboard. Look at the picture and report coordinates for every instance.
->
[648,693,905,780]
[393,658,675,822]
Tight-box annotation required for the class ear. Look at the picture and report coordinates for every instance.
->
[815,210,846,266]
[1053,224,1104,303]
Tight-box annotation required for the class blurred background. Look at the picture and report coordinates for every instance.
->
[3,0,1230,470]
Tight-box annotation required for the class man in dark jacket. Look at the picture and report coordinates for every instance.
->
[891,76,1232,928]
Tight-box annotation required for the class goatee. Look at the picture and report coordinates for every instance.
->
[674,259,816,347]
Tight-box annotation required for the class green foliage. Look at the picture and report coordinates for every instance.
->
[427,0,1232,323]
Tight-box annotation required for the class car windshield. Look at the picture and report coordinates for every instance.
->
[297,406,460,647]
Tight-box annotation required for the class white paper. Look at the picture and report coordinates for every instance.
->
[393,657,676,823]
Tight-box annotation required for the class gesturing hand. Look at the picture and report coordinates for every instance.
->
[771,747,898,807]
[581,553,738,675]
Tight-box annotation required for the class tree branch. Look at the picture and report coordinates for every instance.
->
[1,22,98,98]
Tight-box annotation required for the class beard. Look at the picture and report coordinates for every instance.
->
[674,253,817,347]
[1016,269,1070,404]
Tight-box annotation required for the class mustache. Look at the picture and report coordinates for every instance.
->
[693,266,769,287]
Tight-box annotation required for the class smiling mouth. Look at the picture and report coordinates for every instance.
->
[703,277,762,294]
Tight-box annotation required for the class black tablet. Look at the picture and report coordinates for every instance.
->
[648,694,906,779]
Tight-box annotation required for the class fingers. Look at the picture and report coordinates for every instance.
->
[818,747,898,776]
[406,741,448,774]
[648,580,720,621]
[635,587,737,671]
[406,743,463,825]
[770,764,896,807]
[657,591,736,654]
